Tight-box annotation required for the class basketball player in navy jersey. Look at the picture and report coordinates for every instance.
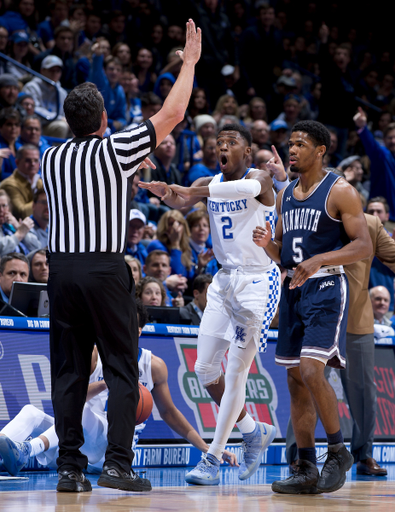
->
[253,120,372,494]
[139,123,281,485]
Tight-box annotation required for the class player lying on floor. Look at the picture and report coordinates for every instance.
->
[0,300,238,475]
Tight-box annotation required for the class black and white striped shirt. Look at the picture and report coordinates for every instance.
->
[42,120,156,254]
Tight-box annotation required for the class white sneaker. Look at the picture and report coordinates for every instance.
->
[238,422,276,480]
[185,453,220,485]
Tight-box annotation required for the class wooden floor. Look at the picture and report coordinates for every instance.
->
[1,466,395,512]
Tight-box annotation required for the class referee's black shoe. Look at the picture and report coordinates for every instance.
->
[57,468,92,492]
[316,443,354,493]
[98,463,152,492]
[271,459,321,494]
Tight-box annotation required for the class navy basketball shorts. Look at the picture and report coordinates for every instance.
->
[275,274,349,369]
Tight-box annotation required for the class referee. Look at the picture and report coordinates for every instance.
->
[42,20,201,493]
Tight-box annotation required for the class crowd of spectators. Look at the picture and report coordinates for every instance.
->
[0,0,395,324]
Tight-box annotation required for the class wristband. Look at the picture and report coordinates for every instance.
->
[272,176,290,191]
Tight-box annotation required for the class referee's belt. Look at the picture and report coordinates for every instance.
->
[287,265,344,279]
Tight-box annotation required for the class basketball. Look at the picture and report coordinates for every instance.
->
[136,382,153,425]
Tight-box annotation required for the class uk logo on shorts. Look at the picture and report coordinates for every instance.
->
[235,326,246,343]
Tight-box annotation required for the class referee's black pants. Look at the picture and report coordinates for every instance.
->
[47,252,139,474]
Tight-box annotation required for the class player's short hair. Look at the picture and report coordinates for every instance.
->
[64,82,104,137]
[218,123,252,146]
[136,298,149,328]
[193,273,213,293]
[0,252,29,274]
[291,120,331,155]
[367,196,389,213]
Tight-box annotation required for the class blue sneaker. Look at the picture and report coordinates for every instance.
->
[185,453,220,485]
[238,422,276,480]
[0,436,31,476]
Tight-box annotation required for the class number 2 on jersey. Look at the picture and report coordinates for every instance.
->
[292,237,303,263]
[221,216,233,239]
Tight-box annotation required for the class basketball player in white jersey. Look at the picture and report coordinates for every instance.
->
[0,301,237,476]
[139,123,281,485]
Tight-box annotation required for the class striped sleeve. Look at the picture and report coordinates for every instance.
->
[110,120,157,177]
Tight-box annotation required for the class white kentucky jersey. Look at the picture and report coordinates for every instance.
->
[85,348,155,473]
[133,347,154,448]
[207,170,276,268]
[137,347,154,392]
[90,348,154,417]
[85,353,108,417]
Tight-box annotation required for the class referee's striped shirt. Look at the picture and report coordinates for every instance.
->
[42,120,156,254]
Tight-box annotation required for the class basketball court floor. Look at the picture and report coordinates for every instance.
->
[1,464,395,512]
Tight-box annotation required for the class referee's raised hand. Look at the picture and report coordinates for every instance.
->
[175,19,202,65]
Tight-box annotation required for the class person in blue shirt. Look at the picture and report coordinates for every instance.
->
[15,115,51,160]
[186,136,220,186]
[153,72,176,102]
[125,209,148,266]
[0,0,36,35]
[366,197,395,312]
[30,188,49,249]
[0,252,29,304]
[89,43,127,134]
[0,107,21,181]
[354,107,395,222]
[120,70,142,125]
[146,209,193,279]
[37,0,69,49]
[142,250,187,307]
[186,208,218,278]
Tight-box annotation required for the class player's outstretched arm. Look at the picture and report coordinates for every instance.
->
[139,177,212,209]
[150,354,238,466]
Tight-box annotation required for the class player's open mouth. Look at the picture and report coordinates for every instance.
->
[220,155,228,167]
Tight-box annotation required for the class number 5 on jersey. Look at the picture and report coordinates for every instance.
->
[292,237,304,263]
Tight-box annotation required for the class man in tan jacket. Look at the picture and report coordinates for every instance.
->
[0,144,42,219]
[341,213,395,475]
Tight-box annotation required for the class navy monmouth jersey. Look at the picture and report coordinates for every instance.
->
[280,171,349,270]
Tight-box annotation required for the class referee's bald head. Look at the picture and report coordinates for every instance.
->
[64,83,104,137]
